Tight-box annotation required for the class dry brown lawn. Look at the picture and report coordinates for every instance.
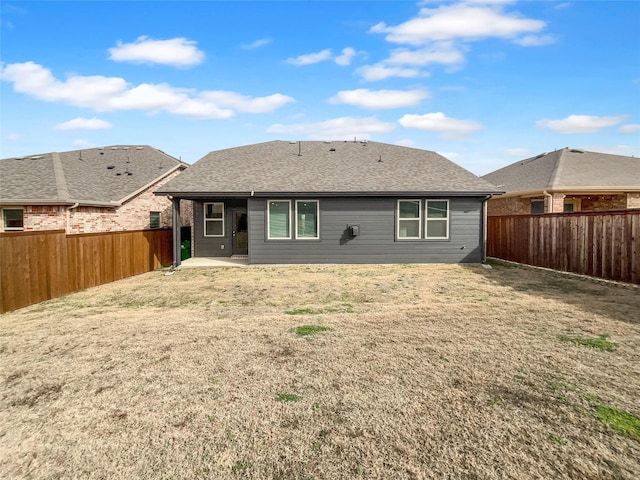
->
[1,261,639,479]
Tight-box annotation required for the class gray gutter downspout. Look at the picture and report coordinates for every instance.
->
[171,197,181,268]
[480,195,493,263]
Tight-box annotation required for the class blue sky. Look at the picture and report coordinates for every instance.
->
[1,0,639,175]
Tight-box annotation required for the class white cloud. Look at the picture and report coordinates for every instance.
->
[356,64,423,81]
[513,35,556,47]
[285,49,332,65]
[201,91,294,113]
[536,114,629,134]
[504,148,532,157]
[0,61,294,119]
[329,89,429,109]
[108,36,205,67]
[619,124,640,134]
[398,112,483,139]
[6,133,23,141]
[267,117,395,139]
[241,38,271,50]
[54,117,113,130]
[335,47,357,66]
[371,3,546,44]
[0,61,126,107]
[385,44,466,67]
[363,2,551,80]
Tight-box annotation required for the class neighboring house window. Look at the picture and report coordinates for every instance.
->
[426,200,449,239]
[149,211,161,229]
[268,200,291,239]
[2,208,24,231]
[397,200,421,239]
[564,199,580,213]
[296,200,319,239]
[531,200,545,214]
[204,202,224,237]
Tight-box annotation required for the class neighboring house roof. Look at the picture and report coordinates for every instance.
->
[1,145,186,207]
[157,140,501,197]
[482,148,640,195]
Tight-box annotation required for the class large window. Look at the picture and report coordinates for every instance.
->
[296,200,319,239]
[396,200,450,240]
[397,200,421,239]
[268,200,291,239]
[2,208,24,231]
[425,200,449,239]
[204,202,224,237]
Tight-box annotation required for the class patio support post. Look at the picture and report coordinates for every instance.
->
[172,198,181,268]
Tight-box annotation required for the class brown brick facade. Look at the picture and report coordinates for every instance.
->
[488,192,638,216]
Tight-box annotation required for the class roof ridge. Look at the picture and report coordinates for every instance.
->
[51,152,71,202]
[548,149,565,189]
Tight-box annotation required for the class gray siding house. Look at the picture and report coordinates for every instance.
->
[156,140,502,265]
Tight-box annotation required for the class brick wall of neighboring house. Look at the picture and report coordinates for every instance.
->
[578,194,627,212]
[67,169,189,234]
[22,205,66,231]
[486,196,534,216]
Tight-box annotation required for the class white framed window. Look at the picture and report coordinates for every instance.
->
[425,200,449,239]
[204,202,224,237]
[267,200,291,239]
[397,200,421,239]
[149,211,161,229]
[295,200,319,240]
[2,208,24,231]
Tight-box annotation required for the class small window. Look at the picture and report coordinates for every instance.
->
[296,200,319,239]
[426,200,449,239]
[149,211,161,229]
[2,208,24,231]
[397,200,421,239]
[268,200,291,239]
[204,202,224,237]
[531,200,544,214]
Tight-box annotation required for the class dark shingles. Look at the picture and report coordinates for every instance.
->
[483,148,640,192]
[157,140,501,195]
[1,146,184,204]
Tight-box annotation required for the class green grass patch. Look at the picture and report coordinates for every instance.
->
[291,325,332,337]
[286,307,319,315]
[594,404,640,440]
[559,333,617,352]
[231,460,252,473]
[286,303,353,315]
[276,393,302,403]
[549,433,566,446]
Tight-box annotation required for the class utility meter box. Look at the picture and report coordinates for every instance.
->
[348,225,360,237]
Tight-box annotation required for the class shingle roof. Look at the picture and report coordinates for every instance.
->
[1,145,186,206]
[482,148,640,193]
[157,140,501,196]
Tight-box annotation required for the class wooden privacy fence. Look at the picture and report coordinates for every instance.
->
[0,229,173,313]
[487,210,640,284]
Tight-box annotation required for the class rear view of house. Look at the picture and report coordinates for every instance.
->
[156,140,502,265]
[0,145,191,234]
